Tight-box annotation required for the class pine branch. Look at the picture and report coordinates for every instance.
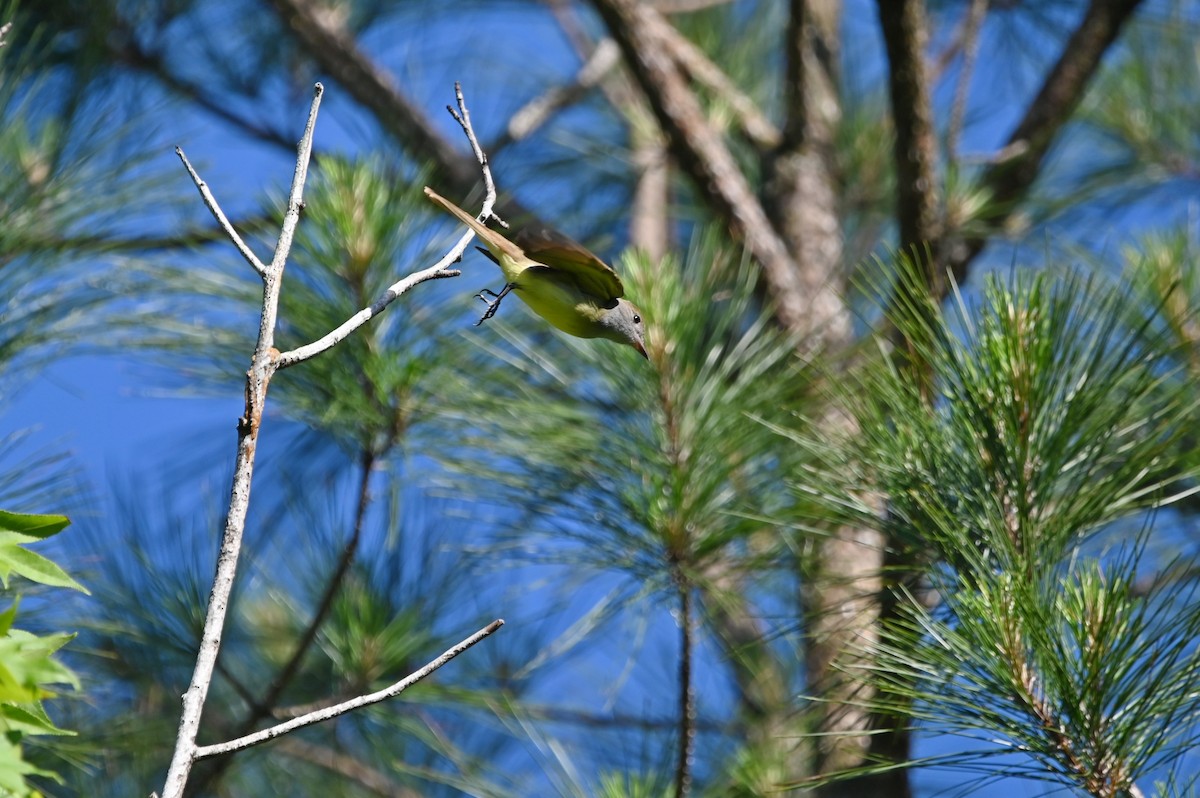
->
[948,0,1147,283]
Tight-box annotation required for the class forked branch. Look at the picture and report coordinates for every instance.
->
[947,0,1146,282]
[158,83,503,798]
[275,83,492,369]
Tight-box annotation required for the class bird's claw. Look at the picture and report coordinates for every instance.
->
[474,284,513,326]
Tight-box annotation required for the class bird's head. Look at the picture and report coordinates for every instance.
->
[602,299,648,359]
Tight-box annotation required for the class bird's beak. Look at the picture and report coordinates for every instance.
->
[633,341,648,360]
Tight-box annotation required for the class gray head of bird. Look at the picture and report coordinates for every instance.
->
[599,298,648,359]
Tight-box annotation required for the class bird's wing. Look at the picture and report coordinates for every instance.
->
[515,226,625,302]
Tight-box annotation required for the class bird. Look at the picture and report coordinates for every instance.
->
[424,187,648,359]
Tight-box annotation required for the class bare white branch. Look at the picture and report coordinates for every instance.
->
[175,147,268,277]
[160,83,325,798]
[445,80,507,228]
[274,248,465,369]
[161,83,504,798]
[275,83,496,369]
[194,619,504,759]
[268,85,324,278]
[0,21,11,48]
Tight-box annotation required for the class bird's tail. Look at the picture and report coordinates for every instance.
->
[423,187,525,263]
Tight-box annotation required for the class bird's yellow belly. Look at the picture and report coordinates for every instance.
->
[513,270,603,339]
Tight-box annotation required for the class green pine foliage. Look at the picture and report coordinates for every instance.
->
[446,228,805,588]
[787,259,1200,794]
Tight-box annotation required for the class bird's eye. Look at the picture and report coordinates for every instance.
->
[633,314,641,324]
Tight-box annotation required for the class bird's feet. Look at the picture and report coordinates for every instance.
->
[474,283,514,326]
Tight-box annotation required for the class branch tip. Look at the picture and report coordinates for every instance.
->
[274,84,495,369]
[176,146,266,275]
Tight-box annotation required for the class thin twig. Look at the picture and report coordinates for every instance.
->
[175,148,268,278]
[117,37,299,155]
[273,263,461,368]
[947,0,1146,283]
[445,81,503,227]
[673,574,695,798]
[946,0,988,161]
[652,0,736,12]
[275,84,493,369]
[929,8,968,84]
[275,738,422,798]
[194,620,505,758]
[47,212,277,255]
[494,702,735,734]
[159,82,325,798]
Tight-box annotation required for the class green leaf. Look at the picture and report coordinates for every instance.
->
[0,702,75,737]
[0,544,86,593]
[0,530,87,593]
[0,731,57,793]
[0,603,16,637]
[0,510,68,540]
[0,631,79,702]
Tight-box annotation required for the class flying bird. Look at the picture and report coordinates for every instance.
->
[425,187,648,359]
